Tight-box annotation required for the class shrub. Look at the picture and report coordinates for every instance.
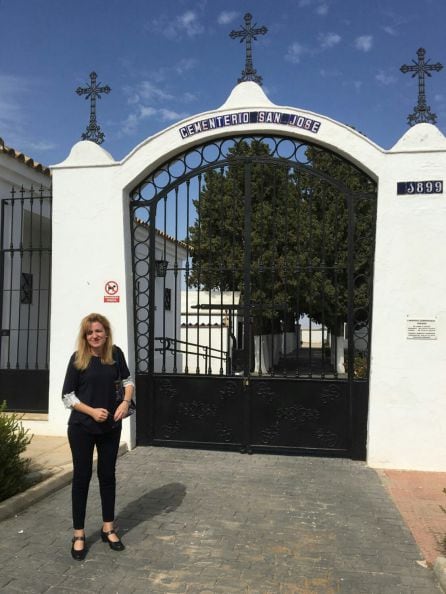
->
[0,401,33,502]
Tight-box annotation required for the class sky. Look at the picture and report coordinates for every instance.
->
[1,0,446,167]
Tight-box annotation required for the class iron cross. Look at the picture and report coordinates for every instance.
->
[400,48,443,126]
[76,71,111,145]
[229,13,267,86]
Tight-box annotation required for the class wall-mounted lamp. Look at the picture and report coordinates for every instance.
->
[155,259,169,277]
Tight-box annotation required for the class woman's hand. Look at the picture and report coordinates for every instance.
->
[113,401,130,422]
[90,408,110,423]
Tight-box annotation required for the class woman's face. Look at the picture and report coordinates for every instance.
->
[86,321,107,354]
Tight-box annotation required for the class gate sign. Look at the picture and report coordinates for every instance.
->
[179,110,322,139]
[397,180,443,195]
[104,280,120,303]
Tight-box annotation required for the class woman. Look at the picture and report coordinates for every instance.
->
[62,313,134,561]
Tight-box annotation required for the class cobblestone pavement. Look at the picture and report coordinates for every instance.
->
[1,447,442,593]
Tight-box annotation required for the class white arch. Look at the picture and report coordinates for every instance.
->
[114,82,385,193]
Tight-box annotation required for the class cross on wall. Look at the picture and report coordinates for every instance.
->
[76,71,111,145]
[400,48,443,126]
[229,13,268,86]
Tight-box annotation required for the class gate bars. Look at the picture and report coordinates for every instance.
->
[0,186,52,412]
[130,135,377,383]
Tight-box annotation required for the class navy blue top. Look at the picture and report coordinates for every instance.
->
[62,345,130,434]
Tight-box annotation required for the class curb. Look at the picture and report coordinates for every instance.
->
[0,444,128,522]
[434,557,446,592]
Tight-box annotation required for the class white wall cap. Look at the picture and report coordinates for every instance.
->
[219,81,276,109]
[390,123,446,152]
[51,140,116,169]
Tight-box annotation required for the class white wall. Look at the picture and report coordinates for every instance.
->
[367,124,446,471]
[45,82,446,469]
[48,142,136,445]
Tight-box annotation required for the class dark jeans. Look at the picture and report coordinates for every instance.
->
[68,423,121,530]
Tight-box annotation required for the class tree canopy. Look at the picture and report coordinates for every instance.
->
[186,138,376,335]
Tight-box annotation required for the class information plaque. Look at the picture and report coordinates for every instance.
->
[406,317,437,340]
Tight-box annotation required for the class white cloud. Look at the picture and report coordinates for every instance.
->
[0,75,28,130]
[355,35,373,52]
[0,74,54,154]
[159,108,185,122]
[375,71,396,85]
[137,81,173,102]
[316,3,329,15]
[148,10,204,40]
[382,25,397,36]
[121,78,191,136]
[25,140,56,152]
[320,67,342,78]
[175,58,198,75]
[285,42,307,64]
[298,0,329,15]
[218,11,238,25]
[318,32,341,49]
[183,92,197,103]
[178,10,204,36]
[139,106,157,118]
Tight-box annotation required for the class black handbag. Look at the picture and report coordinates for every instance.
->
[114,348,136,419]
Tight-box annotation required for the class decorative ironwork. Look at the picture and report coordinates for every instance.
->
[320,384,341,405]
[159,379,178,399]
[160,421,181,439]
[315,428,338,448]
[219,381,238,400]
[76,71,111,144]
[155,259,169,277]
[229,13,267,85]
[400,48,443,126]
[178,400,217,419]
[216,421,234,442]
[261,422,280,444]
[276,405,320,424]
[254,381,275,403]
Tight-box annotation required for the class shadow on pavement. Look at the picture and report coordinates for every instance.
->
[87,482,187,544]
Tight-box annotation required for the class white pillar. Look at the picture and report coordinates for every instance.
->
[47,142,136,448]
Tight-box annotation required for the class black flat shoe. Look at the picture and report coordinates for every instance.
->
[101,529,125,551]
[71,535,87,561]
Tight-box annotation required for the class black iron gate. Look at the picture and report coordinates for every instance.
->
[0,187,52,412]
[131,135,376,459]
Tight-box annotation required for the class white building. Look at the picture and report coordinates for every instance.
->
[5,81,446,471]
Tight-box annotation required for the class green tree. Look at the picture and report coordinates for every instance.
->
[187,138,376,336]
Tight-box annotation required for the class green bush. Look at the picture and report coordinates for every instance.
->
[0,401,33,502]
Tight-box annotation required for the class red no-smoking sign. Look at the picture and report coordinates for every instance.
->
[104,280,120,303]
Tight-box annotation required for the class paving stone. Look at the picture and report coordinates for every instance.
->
[0,447,443,592]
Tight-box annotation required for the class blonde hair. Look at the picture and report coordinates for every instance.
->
[74,313,114,370]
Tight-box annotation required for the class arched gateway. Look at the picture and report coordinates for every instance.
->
[49,81,446,471]
[130,129,376,459]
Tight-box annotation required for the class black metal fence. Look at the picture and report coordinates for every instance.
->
[0,187,52,412]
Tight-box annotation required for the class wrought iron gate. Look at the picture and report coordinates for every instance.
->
[0,187,52,412]
[131,135,376,459]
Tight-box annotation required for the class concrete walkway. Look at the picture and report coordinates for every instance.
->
[0,439,444,593]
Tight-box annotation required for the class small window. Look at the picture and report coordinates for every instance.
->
[164,288,171,311]
[20,273,33,304]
